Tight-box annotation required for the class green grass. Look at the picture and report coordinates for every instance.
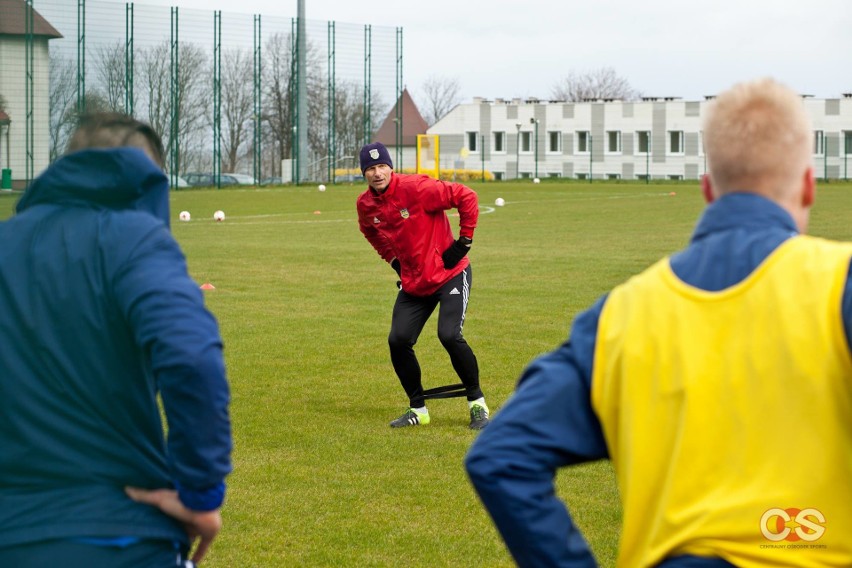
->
[3,179,852,566]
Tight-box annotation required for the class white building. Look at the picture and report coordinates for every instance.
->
[0,0,62,189]
[429,95,852,181]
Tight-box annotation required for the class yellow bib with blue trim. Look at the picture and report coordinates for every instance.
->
[591,235,852,567]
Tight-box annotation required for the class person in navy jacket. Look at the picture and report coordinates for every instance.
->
[356,142,489,429]
[0,113,232,567]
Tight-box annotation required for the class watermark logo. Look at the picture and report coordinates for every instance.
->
[760,508,825,542]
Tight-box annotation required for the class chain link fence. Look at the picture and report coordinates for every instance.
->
[0,0,403,188]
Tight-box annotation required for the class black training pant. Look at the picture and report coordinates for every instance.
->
[388,265,482,408]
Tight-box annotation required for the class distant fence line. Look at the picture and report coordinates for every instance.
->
[1,0,404,185]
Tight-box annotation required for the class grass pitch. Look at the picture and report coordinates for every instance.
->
[3,179,852,566]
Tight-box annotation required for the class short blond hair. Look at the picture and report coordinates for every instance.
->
[703,78,812,197]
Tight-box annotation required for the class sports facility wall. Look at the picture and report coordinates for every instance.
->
[0,0,403,188]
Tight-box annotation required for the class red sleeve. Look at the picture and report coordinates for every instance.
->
[419,178,479,240]
[357,196,394,262]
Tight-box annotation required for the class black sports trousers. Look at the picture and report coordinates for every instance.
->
[388,265,483,408]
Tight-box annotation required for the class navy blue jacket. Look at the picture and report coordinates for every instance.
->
[0,148,232,548]
[465,193,852,567]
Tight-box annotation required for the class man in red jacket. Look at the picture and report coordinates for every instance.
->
[356,142,489,430]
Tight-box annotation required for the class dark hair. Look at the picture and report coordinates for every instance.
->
[65,112,166,168]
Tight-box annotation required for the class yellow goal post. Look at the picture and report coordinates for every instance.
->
[416,134,440,178]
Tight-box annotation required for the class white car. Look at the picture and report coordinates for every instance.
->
[224,173,257,185]
[170,176,190,189]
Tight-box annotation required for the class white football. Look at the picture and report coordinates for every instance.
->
[318,184,326,192]
[533,177,541,184]
[213,210,225,222]
[179,210,191,221]
[495,198,505,207]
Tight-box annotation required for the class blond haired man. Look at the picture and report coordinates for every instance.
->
[466,78,852,567]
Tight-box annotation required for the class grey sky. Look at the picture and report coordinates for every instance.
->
[135,0,850,103]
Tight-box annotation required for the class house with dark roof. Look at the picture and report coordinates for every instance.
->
[0,0,63,188]
[372,88,428,172]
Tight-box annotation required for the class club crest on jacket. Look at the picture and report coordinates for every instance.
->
[400,209,409,219]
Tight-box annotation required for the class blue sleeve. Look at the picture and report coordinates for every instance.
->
[842,261,852,352]
[465,297,609,567]
[112,219,232,511]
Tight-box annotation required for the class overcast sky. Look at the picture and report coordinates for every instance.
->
[131,0,850,103]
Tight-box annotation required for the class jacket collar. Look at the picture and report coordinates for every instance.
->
[16,148,171,228]
[691,192,798,243]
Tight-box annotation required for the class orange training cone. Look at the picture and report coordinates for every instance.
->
[200,282,216,290]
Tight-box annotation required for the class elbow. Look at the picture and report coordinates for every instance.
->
[465,444,501,490]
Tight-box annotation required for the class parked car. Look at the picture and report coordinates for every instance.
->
[334,174,365,183]
[260,177,283,186]
[170,175,190,189]
[224,173,257,185]
[183,173,239,187]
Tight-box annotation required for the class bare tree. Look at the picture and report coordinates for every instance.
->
[338,82,386,159]
[417,75,461,125]
[306,70,329,173]
[261,32,296,172]
[219,47,254,173]
[48,50,78,160]
[259,32,388,180]
[328,80,364,163]
[551,67,641,102]
[137,40,209,174]
[260,32,326,175]
[92,41,128,113]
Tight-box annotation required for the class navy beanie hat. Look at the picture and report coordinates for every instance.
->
[359,142,393,174]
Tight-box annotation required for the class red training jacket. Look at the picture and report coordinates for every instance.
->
[357,172,478,297]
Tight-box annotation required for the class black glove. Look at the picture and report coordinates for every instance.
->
[442,237,472,269]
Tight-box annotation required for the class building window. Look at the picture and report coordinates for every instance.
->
[548,172,560,178]
[636,174,650,181]
[493,171,504,181]
[668,131,684,154]
[607,173,620,180]
[521,132,532,153]
[520,171,531,179]
[606,131,622,153]
[467,132,478,153]
[493,132,505,153]
[576,131,590,153]
[814,130,824,156]
[844,131,852,155]
[576,173,588,180]
[547,131,562,153]
[668,174,683,180]
[636,131,651,154]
